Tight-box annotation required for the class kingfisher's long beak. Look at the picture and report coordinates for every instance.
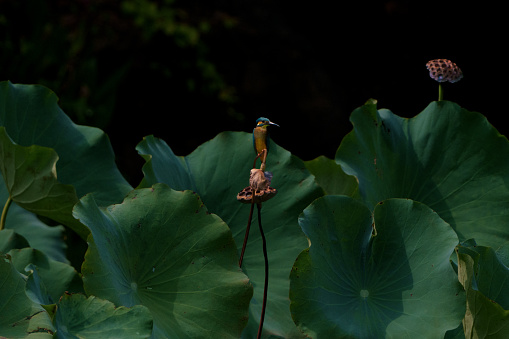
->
[269,121,280,127]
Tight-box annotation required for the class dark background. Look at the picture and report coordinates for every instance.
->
[1,0,506,185]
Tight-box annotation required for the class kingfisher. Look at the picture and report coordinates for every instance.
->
[253,117,279,171]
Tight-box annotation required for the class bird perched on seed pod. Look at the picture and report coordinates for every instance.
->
[253,117,279,171]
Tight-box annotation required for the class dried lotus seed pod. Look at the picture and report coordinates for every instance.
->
[426,59,463,83]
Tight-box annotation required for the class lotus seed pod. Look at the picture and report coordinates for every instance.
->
[237,169,277,204]
[426,59,463,83]
[236,185,277,204]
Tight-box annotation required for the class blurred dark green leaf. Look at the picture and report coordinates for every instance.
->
[0,229,30,253]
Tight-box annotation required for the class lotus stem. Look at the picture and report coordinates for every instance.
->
[0,196,13,231]
[438,83,443,101]
[239,199,255,268]
[256,203,268,339]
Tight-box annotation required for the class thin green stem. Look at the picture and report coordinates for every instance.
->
[1,196,13,231]
[438,83,443,101]
[256,203,268,339]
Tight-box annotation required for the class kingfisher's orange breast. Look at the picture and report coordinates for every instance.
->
[253,127,268,154]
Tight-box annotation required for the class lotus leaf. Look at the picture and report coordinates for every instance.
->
[74,183,252,338]
[336,101,509,257]
[290,196,465,338]
[0,81,132,239]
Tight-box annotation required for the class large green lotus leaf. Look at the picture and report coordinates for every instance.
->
[136,132,323,338]
[336,101,509,254]
[8,247,83,303]
[457,242,509,338]
[74,184,253,338]
[0,127,88,238]
[0,253,54,338]
[1,179,67,262]
[53,293,153,339]
[0,81,133,237]
[290,196,465,338]
[305,155,358,196]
